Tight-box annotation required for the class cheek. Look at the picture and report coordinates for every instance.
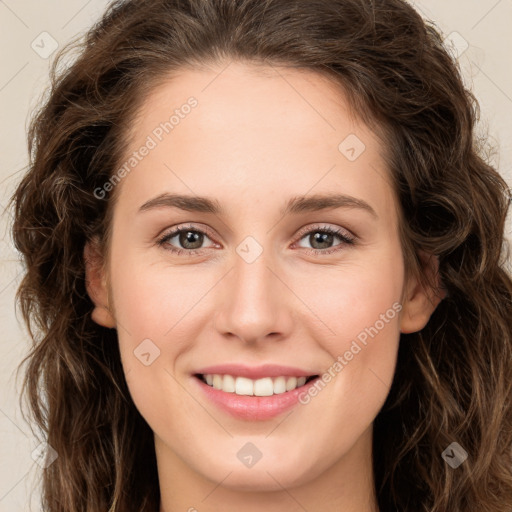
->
[109,265,199,432]
[294,250,404,423]
[109,252,211,337]
[296,248,404,354]
[106,253,203,403]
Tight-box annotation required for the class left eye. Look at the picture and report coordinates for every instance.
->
[157,224,355,255]
[157,225,216,254]
[295,226,355,253]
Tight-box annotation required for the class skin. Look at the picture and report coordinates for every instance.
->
[85,61,442,511]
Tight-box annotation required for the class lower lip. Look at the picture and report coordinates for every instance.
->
[193,375,320,421]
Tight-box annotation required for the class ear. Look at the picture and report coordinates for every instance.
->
[84,237,116,329]
[400,250,446,334]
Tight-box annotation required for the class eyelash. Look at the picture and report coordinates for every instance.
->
[156,223,356,257]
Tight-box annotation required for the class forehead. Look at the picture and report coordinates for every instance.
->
[113,61,396,221]
[130,61,365,146]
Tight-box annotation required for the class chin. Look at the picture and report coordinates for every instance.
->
[195,455,318,492]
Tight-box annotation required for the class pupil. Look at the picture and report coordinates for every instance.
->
[181,231,202,249]
[312,232,332,249]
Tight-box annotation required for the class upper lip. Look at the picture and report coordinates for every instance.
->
[194,364,319,380]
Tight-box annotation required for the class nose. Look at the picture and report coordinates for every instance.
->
[213,245,294,345]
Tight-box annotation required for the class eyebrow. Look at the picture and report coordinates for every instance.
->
[138,192,378,218]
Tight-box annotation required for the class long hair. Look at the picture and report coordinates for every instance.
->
[10,0,512,510]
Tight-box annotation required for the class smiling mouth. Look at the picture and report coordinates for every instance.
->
[194,373,319,397]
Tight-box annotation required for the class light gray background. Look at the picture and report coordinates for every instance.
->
[1,1,511,510]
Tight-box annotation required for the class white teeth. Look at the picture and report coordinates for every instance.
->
[285,376,297,391]
[223,374,236,393]
[253,377,273,396]
[212,374,223,390]
[201,374,314,396]
[235,377,253,395]
[273,376,287,394]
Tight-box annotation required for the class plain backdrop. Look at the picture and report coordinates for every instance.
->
[1,1,511,510]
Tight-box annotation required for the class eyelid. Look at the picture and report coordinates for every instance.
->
[156,222,218,247]
[293,223,355,243]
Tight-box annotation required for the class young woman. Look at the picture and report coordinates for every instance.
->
[10,0,512,511]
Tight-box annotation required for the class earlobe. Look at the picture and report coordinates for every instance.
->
[90,304,116,329]
[84,238,116,329]
[400,251,446,334]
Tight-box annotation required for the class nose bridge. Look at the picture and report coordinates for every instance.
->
[214,236,292,343]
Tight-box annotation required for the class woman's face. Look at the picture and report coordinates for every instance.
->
[87,61,436,494]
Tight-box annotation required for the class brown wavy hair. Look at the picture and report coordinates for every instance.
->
[10,0,512,510]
